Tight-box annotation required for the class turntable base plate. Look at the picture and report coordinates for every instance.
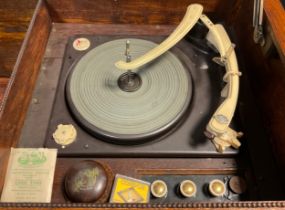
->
[44,35,239,157]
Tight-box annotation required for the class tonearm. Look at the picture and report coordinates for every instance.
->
[115,4,243,153]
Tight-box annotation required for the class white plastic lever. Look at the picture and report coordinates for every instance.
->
[200,15,243,152]
[115,4,203,70]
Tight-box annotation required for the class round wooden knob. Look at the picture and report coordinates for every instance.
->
[65,160,108,202]
[229,176,247,194]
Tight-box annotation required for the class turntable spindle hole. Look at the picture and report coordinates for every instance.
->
[117,71,142,92]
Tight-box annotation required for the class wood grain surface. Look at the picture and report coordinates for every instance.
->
[0,0,51,193]
[232,0,285,183]
[0,77,9,103]
[45,0,236,24]
[0,0,38,77]
[0,0,52,146]
[264,0,285,63]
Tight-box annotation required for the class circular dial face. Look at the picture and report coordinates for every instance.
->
[66,38,192,144]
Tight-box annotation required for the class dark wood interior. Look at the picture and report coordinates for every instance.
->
[0,0,285,208]
[0,0,38,106]
[0,0,38,77]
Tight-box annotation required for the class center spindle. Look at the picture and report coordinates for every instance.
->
[118,40,142,92]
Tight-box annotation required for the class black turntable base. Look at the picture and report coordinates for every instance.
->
[44,35,240,157]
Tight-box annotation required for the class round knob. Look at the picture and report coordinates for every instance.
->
[208,179,226,197]
[65,160,108,202]
[229,176,247,194]
[151,180,167,198]
[179,180,197,197]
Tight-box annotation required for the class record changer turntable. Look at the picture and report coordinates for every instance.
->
[45,4,243,157]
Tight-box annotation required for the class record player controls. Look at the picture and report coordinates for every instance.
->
[208,179,226,197]
[52,124,77,148]
[65,160,108,202]
[73,37,90,51]
[179,180,197,198]
[229,176,247,194]
[151,180,168,198]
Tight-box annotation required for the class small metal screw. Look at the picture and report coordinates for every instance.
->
[84,144,89,149]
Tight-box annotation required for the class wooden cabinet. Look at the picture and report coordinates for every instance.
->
[0,0,285,209]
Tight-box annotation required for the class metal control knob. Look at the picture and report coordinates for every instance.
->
[150,180,168,198]
[179,180,197,198]
[208,179,226,197]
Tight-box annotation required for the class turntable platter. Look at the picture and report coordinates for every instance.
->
[66,39,192,144]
